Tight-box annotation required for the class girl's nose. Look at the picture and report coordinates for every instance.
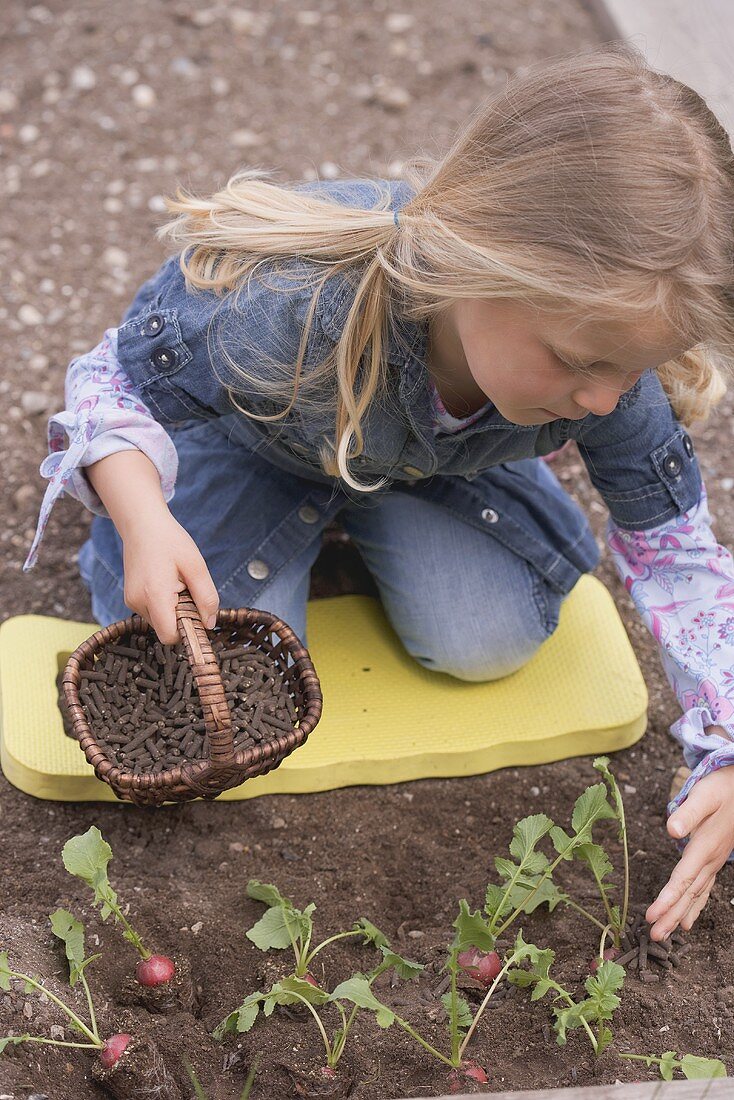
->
[571,383,622,417]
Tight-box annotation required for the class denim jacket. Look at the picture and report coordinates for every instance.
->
[113,178,702,598]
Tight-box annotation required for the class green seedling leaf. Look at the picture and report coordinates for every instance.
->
[596,1024,613,1056]
[0,1035,31,1055]
[659,1051,678,1081]
[440,991,473,1030]
[213,992,264,1039]
[246,880,294,909]
[452,899,495,953]
[503,872,566,916]
[329,975,395,1028]
[61,827,117,919]
[575,843,614,889]
[263,976,331,1015]
[485,883,513,922]
[583,960,625,1018]
[507,941,556,1002]
[549,825,575,859]
[679,1054,727,1079]
[509,814,554,868]
[49,909,86,987]
[554,1001,588,1045]
[352,918,389,949]
[377,946,424,980]
[246,904,313,952]
[571,783,617,841]
[0,954,12,992]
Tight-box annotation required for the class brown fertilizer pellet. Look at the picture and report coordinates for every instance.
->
[57,629,298,776]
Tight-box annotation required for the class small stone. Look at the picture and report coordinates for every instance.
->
[103,246,128,268]
[721,478,734,491]
[375,85,412,111]
[229,841,245,852]
[131,84,156,108]
[280,848,301,861]
[319,161,340,179]
[13,485,36,509]
[407,929,425,939]
[296,10,322,26]
[190,921,203,934]
[49,1024,65,1040]
[623,784,637,795]
[228,9,269,33]
[22,999,34,1018]
[21,390,53,415]
[271,816,286,829]
[71,65,96,91]
[18,303,44,326]
[170,57,200,80]
[386,13,414,32]
[231,129,263,148]
[530,786,540,796]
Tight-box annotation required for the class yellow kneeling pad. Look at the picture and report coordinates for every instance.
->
[0,576,647,803]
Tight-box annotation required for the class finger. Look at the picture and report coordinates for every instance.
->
[147,583,188,645]
[646,826,718,927]
[183,563,220,630]
[667,780,719,840]
[647,823,728,938]
[648,863,715,940]
[679,873,716,932]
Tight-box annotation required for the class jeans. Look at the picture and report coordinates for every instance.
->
[78,417,576,682]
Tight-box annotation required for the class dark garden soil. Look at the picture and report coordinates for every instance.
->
[2,1,734,1097]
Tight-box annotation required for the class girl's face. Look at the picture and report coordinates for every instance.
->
[447,298,689,425]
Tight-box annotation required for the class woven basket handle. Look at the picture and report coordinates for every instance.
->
[175,588,234,765]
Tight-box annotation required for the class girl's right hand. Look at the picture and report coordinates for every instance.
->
[121,509,220,645]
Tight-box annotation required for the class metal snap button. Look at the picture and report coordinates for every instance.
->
[298,505,319,524]
[663,453,682,477]
[141,313,165,337]
[151,346,178,370]
[481,507,499,524]
[246,559,270,580]
[683,433,694,457]
[402,465,425,478]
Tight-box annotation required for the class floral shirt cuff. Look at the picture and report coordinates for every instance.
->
[22,325,180,572]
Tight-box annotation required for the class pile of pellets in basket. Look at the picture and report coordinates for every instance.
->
[58,630,297,774]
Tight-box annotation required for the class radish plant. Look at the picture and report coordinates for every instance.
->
[0,909,130,1070]
[216,899,423,1074]
[61,826,175,989]
[507,938,725,1078]
[329,930,544,1089]
[243,879,407,986]
[480,757,631,952]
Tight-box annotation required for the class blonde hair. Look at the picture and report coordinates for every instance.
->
[157,41,734,492]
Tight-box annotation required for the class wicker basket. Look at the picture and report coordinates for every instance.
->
[59,589,322,805]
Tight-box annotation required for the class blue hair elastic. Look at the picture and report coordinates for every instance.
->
[393,209,400,227]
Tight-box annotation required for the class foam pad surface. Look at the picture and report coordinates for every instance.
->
[0,577,647,803]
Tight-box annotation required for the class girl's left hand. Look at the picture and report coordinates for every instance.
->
[646,765,734,941]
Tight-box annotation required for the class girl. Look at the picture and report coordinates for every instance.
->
[24,44,734,941]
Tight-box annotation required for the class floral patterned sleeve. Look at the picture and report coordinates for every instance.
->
[22,327,178,571]
[606,479,734,860]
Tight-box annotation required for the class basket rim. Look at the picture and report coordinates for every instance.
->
[60,607,323,795]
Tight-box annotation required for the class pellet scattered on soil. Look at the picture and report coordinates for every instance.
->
[614,907,688,978]
[57,628,299,775]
